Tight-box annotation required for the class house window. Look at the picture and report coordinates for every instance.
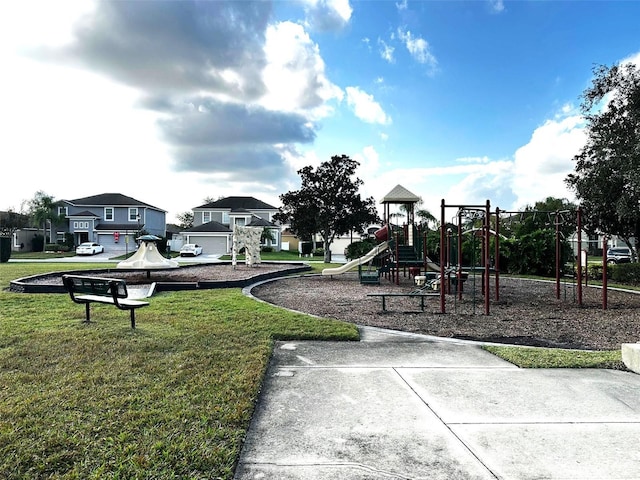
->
[129,208,139,222]
[234,217,246,227]
[58,206,68,216]
[104,207,114,221]
[222,212,230,224]
[73,221,89,230]
[203,211,211,223]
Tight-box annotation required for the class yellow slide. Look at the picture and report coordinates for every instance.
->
[321,241,389,275]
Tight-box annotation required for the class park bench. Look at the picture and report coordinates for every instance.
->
[367,292,440,312]
[62,274,149,328]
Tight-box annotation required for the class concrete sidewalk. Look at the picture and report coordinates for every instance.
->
[235,327,640,479]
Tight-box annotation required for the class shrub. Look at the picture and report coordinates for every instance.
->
[345,240,376,260]
[261,246,274,253]
[312,248,324,257]
[44,244,70,252]
[610,262,640,286]
[31,234,44,252]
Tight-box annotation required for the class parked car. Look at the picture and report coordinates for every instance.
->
[606,247,632,264]
[76,242,104,256]
[180,244,203,257]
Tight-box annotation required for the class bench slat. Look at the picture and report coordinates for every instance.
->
[62,274,148,328]
[75,295,149,307]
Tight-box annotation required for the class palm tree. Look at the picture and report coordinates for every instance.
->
[27,191,64,252]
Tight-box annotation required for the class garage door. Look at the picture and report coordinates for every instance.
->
[188,236,229,255]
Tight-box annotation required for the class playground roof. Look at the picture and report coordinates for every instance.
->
[380,184,420,204]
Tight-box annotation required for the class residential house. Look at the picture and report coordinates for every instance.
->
[0,211,38,252]
[178,196,281,255]
[57,193,167,250]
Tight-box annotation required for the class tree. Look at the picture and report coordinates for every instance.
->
[566,62,640,256]
[274,154,380,262]
[176,211,194,229]
[25,191,65,252]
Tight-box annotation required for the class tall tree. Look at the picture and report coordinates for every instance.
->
[274,155,379,262]
[176,211,194,229]
[566,62,640,255]
[26,191,64,252]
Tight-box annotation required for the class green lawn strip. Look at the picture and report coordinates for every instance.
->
[483,345,625,370]
[0,264,358,479]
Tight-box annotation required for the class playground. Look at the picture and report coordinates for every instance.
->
[254,185,640,352]
[251,272,640,351]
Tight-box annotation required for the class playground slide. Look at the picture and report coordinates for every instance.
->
[321,241,389,276]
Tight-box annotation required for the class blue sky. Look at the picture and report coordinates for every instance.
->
[2,0,639,223]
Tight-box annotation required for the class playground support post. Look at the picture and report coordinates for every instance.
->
[484,200,490,316]
[555,210,561,300]
[494,207,500,302]
[602,236,608,310]
[576,207,583,306]
[458,210,463,301]
[440,199,446,313]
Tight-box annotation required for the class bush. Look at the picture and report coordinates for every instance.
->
[0,237,10,262]
[345,240,376,260]
[610,262,640,286]
[261,246,274,253]
[312,248,324,257]
[31,234,44,252]
[44,244,70,252]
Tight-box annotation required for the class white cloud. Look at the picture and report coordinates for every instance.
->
[489,0,505,14]
[262,21,343,114]
[301,0,353,32]
[345,87,391,125]
[378,39,395,63]
[397,28,437,70]
[353,146,381,176]
[511,115,586,208]
[622,51,640,67]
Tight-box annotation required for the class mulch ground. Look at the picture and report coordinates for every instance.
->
[251,271,640,351]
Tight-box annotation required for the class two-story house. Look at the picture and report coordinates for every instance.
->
[57,193,167,250]
[177,196,281,255]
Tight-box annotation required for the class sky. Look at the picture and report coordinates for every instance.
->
[2,0,640,224]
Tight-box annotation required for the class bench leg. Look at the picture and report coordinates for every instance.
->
[130,309,136,329]
[382,296,386,312]
[85,303,91,323]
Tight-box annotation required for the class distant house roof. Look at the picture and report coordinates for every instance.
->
[184,221,232,233]
[247,215,277,227]
[63,193,166,212]
[195,196,277,210]
[380,185,420,204]
[68,210,100,217]
[165,223,182,234]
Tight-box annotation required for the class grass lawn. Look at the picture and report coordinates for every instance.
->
[0,262,358,479]
[484,345,625,370]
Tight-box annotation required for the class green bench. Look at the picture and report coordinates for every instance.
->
[62,274,149,328]
[367,292,440,312]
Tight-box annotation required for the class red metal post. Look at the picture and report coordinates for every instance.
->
[494,207,500,302]
[458,210,463,300]
[602,236,608,310]
[484,200,490,315]
[576,207,583,306]
[440,199,446,313]
[555,211,560,300]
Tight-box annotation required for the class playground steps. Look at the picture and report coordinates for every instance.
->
[395,245,423,267]
[358,264,380,285]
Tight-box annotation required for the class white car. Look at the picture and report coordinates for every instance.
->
[180,244,203,257]
[76,242,104,255]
